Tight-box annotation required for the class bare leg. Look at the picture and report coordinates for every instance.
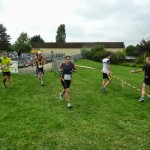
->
[102,79,106,87]
[3,76,7,87]
[65,88,70,103]
[61,90,66,96]
[148,85,150,94]
[39,72,42,81]
[8,76,12,88]
[104,80,112,88]
[141,83,146,97]
[38,71,43,85]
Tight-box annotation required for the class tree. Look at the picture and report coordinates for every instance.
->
[138,38,150,55]
[29,35,44,45]
[81,45,106,61]
[126,45,136,56]
[11,32,31,52]
[0,24,11,51]
[16,32,30,45]
[56,24,66,43]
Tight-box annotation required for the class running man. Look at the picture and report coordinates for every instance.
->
[101,53,112,93]
[0,52,12,88]
[58,56,76,108]
[34,52,44,77]
[131,57,150,102]
[34,51,47,85]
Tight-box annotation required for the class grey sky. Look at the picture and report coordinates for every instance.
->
[0,0,150,47]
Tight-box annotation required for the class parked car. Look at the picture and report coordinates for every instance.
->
[18,61,24,68]
[26,58,34,66]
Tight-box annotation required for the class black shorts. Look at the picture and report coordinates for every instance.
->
[38,67,43,73]
[103,73,111,80]
[143,77,150,85]
[61,79,71,89]
[2,71,11,77]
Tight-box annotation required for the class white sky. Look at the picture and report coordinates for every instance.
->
[0,0,150,47]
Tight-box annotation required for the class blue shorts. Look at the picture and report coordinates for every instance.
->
[61,79,71,89]
[2,71,11,77]
[103,73,111,80]
[143,77,150,85]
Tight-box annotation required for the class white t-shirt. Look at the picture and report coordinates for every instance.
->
[102,58,110,73]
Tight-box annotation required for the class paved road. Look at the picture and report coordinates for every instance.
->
[18,63,52,74]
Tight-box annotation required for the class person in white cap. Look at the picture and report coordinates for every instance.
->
[34,51,47,85]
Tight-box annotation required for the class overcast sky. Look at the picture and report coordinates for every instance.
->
[0,0,150,47]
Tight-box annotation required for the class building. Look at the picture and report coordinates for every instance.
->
[31,42,125,55]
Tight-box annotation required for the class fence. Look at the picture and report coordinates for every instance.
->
[51,53,82,72]
[0,53,82,74]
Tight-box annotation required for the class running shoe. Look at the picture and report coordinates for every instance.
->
[139,97,144,102]
[59,93,63,100]
[2,85,6,88]
[101,86,106,93]
[67,102,72,108]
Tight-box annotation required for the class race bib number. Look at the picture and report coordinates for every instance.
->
[38,65,43,68]
[64,74,71,80]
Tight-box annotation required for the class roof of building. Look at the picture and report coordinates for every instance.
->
[32,42,125,49]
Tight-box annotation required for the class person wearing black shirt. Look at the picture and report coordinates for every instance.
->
[58,56,76,108]
[131,57,150,102]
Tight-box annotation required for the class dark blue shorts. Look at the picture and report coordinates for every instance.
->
[2,71,11,77]
[38,67,44,73]
[61,79,71,89]
[143,77,150,85]
[103,73,111,80]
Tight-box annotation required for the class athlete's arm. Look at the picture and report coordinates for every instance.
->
[43,56,48,64]
[58,63,62,71]
[2,59,12,68]
[131,69,143,73]
[33,57,37,66]
[8,59,12,66]
[58,63,63,75]
[73,64,76,72]
[106,63,112,74]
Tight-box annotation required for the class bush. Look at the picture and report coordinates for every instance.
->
[135,54,144,64]
[92,50,107,62]
[81,45,126,65]
[110,51,126,65]
[81,45,107,62]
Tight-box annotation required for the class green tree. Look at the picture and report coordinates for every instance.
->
[126,45,136,56]
[138,38,150,55]
[110,50,126,65]
[81,45,107,61]
[29,35,44,45]
[0,24,11,51]
[11,32,31,52]
[56,24,66,43]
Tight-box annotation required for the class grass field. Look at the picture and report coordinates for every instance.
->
[0,59,150,150]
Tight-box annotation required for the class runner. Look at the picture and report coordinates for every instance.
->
[34,51,47,85]
[58,56,76,108]
[131,57,150,102]
[0,52,12,88]
[101,52,112,93]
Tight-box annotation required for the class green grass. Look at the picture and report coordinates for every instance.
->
[0,59,150,150]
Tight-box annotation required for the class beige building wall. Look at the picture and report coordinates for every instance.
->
[31,47,124,55]
[105,48,124,52]
[32,48,81,55]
